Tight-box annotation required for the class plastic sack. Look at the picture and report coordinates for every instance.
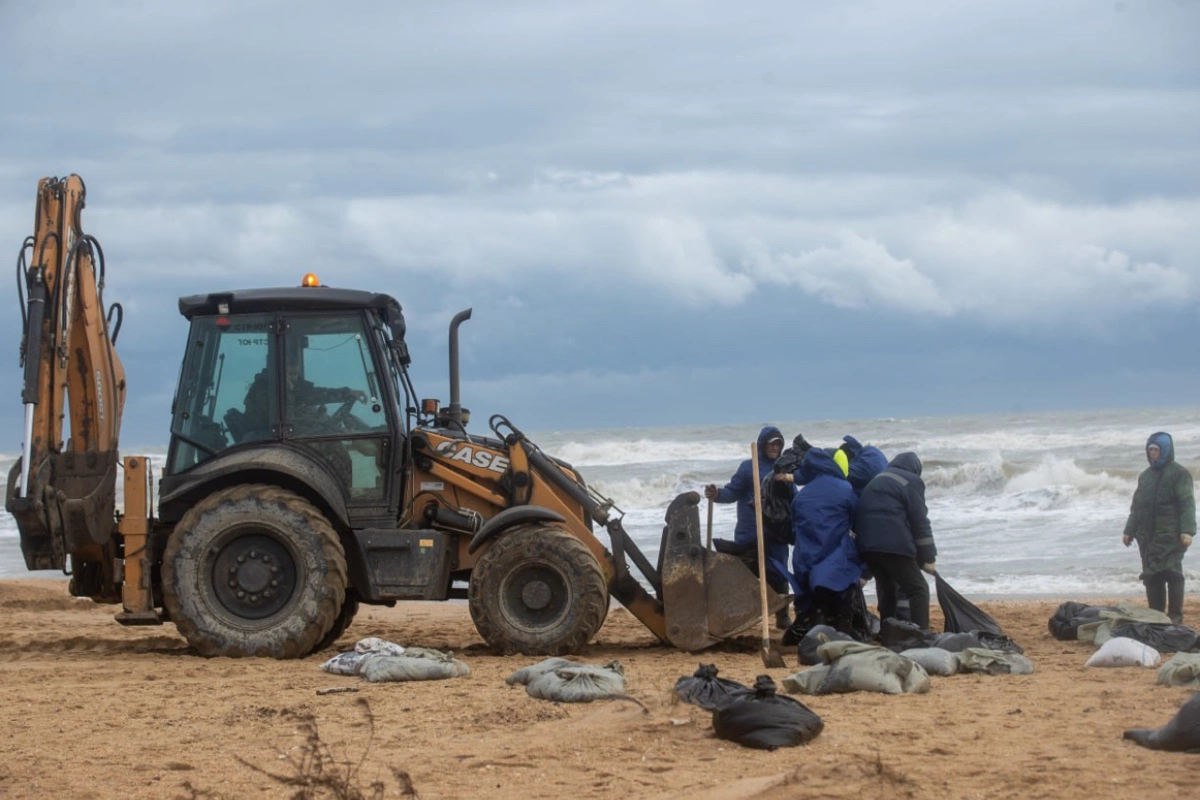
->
[796,625,854,666]
[1085,636,1160,669]
[1123,692,1200,753]
[935,572,1003,636]
[672,664,748,711]
[900,647,959,676]
[506,658,577,686]
[1108,622,1199,654]
[1076,605,1172,646]
[880,618,935,652]
[359,649,471,682]
[320,651,367,676]
[781,665,832,695]
[811,641,930,695]
[1156,653,1200,688]
[956,648,1034,676]
[711,675,824,750]
[1048,602,1120,641]
[526,661,626,703]
[354,637,405,657]
[930,632,983,653]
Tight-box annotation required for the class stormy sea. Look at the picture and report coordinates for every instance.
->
[3,406,1198,599]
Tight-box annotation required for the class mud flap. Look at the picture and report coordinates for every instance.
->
[659,492,789,651]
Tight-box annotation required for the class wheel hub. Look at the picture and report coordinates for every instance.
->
[521,579,552,610]
[501,564,570,633]
[211,533,295,620]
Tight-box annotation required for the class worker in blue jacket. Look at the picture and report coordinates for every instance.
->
[705,426,793,629]
[790,447,863,635]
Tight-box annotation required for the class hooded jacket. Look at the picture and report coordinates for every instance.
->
[791,448,862,597]
[853,452,936,563]
[840,435,890,497]
[1123,432,1195,576]
[715,426,787,551]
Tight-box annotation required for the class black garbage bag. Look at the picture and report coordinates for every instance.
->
[1123,691,1200,753]
[797,625,855,666]
[930,631,983,653]
[1048,601,1120,641]
[673,664,749,711]
[711,675,824,750]
[760,476,794,547]
[976,630,1025,655]
[935,572,1003,636]
[879,618,935,652]
[1109,622,1200,654]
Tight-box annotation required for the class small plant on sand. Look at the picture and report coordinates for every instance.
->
[182,698,416,800]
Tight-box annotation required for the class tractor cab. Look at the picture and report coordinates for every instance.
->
[164,280,410,511]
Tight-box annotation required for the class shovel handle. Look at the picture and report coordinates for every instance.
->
[750,444,772,645]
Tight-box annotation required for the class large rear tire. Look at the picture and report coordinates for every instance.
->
[314,593,360,652]
[162,484,347,658]
[468,523,608,655]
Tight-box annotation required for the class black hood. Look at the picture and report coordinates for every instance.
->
[889,452,922,476]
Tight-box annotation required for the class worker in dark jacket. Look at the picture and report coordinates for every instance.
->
[853,452,937,630]
[790,448,862,635]
[705,426,792,629]
[1122,432,1195,624]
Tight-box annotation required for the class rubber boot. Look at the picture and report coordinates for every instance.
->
[1166,573,1185,625]
[1144,576,1167,614]
[771,582,791,630]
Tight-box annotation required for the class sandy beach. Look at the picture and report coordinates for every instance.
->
[0,579,1195,800]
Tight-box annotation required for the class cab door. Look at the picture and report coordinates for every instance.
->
[281,313,396,523]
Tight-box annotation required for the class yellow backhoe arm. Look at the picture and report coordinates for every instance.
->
[8,175,127,589]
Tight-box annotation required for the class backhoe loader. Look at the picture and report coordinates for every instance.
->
[6,175,787,658]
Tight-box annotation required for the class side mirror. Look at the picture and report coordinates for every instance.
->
[389,339,411,367]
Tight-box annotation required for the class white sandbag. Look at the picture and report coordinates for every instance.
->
[525,661,626,702]
[899,647,959,677]
[1156,653,1200,688]
[320,651,367,676]
[354,637,406,657]
[359,651,471,682]
[506,658,578,686]
[1084,636,1160,669]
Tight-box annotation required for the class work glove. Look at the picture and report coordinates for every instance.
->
[921,562,937,574]
[1122,535,1133,547]
[1183,533,1194,548]
[703,484,718,500]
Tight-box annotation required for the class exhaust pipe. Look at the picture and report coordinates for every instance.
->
[445,308,472,429]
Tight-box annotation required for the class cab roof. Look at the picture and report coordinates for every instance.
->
[178,286,401,319]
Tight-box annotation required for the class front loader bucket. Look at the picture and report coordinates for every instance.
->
[658,492,789,651]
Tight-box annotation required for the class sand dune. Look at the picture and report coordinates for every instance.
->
[0,579,1195,799]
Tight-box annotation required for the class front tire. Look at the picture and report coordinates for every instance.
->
[161,484,347,658]
[468,523,608,655]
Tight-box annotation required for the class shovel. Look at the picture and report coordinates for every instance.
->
[751,443,788,668]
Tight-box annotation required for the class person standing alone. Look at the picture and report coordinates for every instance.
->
[1123,432,1195,624]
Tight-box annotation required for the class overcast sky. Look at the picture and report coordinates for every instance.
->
[1,0,1197,451]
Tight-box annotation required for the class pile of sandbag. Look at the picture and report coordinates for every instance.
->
[1048,602,1196,649]
[507,658,628,703]
[782,641,931,695]
[319,637,470,682]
